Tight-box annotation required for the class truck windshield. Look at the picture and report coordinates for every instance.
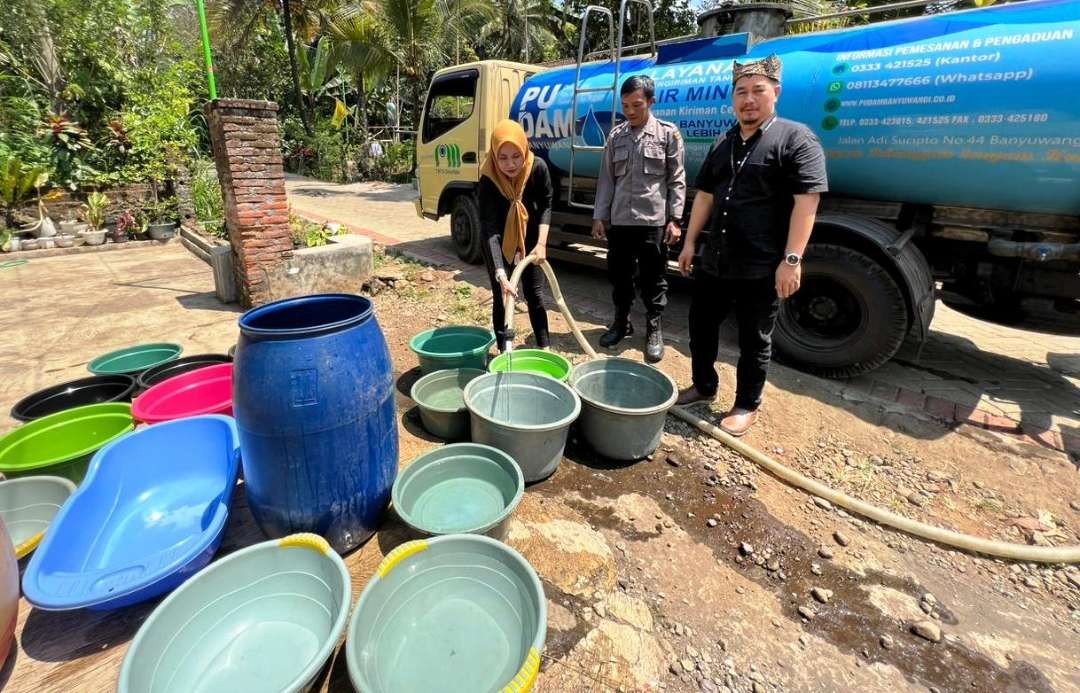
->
[422,70,479,143]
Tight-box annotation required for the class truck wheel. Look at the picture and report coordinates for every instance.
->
[450,195,482,264]
[773,243,909,379]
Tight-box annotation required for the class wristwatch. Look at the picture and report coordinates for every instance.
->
[784,252,802,267]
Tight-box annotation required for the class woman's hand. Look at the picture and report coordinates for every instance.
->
[532,243,547,264]
[496,269,518,299]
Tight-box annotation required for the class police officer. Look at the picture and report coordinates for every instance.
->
[592,75,686,363]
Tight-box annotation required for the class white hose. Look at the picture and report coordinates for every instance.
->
[502,253,1080,564]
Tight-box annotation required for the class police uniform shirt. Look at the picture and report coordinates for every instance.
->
[593,114,686,227]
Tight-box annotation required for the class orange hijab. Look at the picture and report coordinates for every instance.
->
[479,119,535,264]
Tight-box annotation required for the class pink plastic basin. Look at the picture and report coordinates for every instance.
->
[133,363,234,424]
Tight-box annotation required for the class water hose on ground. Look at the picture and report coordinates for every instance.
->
[503,253,1080,564]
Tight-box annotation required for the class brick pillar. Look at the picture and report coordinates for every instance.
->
[205,99,292,307]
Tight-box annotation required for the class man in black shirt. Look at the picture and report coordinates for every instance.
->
[675,54,828,437]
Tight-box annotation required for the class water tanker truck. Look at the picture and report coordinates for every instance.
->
[413,0,1080,377]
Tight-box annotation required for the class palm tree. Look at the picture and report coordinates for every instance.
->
[331,0,494,131]
[477,0,557,63]
[210,0,333,134]
[326,10,396,133]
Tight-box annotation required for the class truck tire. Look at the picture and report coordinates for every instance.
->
[773,243,909,379]
[450,194,483,265]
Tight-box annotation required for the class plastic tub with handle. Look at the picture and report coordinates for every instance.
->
[118,533,350,693]
[346,534,546,693]
[0,476,76,558]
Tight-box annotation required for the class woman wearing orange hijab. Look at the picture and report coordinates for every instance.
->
[479,119,553,352]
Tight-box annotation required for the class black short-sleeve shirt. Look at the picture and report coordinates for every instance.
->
[694,116,828,279]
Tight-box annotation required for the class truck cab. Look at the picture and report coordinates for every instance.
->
[415,60,535,263]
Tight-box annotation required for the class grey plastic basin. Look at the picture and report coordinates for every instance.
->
[464,372,580,483]
[0,476,76,559]
[570,357,677,461]
[346,534,546,693]
[409,368,486,440]
[392,443,524,540]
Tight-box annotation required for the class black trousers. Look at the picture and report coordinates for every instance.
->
[689,271,779,411]
[607,225,668,321]
[487,260,549,351]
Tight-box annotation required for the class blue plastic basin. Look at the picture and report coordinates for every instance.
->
[22,415,241,611]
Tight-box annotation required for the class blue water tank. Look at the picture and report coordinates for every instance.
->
[234,294,398,553]
[513,0,1080,215]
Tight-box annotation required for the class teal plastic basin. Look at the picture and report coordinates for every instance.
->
[488,349,572,382]
[347,534,546,693]
[118,533,350,693]
[88,343,183,376]
[409,368,486,440]
[393,443,524,539]
[409,326,495,374]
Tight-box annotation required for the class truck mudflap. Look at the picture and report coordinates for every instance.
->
[815,213,936,343]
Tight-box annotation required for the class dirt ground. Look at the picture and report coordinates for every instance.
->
[1,245,1078,692]
[372,252,1080,693]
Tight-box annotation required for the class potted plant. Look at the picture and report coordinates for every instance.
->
[146,197,179,240]
[78,192,108,245]
[58,216,86,236]
[114,209,137,244]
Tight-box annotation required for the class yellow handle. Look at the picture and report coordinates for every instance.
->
[377,540,429,578]
[278,533,332,555]
[500,647,541,692]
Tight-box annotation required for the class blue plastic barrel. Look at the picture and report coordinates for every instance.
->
[234,294,398,553]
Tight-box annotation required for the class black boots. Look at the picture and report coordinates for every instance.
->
[645,316,664,363]
[599,319,633,348]
[600,316,663,362]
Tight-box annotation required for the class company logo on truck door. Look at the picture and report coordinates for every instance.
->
[436,144,462,169]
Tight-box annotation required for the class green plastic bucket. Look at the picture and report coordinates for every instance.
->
[0,403,134,483]
[88,342,183,376]
[488,349,572,382]
[409,326,495,374]
[409,368,486,440]
[0,476,76,559]
[347,534,546,693]
[392,443,524,540]
[118,533,350,693]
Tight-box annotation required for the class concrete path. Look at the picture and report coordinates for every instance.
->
[285,174,1080,458]
[0,242,240,432]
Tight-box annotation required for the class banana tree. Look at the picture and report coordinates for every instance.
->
[297,37,346,111]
